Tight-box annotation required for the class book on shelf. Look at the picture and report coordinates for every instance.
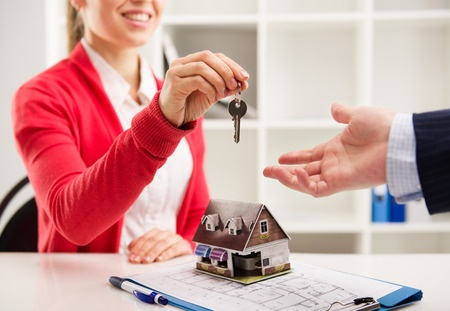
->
[372,185,405,223]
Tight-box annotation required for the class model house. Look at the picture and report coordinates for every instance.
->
[193,199,291,280]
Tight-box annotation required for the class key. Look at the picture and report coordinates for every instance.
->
[228,83,247,143]
[228,100,246,143]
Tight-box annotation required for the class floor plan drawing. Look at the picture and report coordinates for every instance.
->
[130,260,397,310]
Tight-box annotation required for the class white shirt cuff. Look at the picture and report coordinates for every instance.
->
[386,113,423,203]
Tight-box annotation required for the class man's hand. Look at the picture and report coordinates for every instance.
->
[263,103,396,197]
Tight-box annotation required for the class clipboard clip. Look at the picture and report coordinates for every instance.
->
[326,297,378,310]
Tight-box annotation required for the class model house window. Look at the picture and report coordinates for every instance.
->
[202,214,219,231]
[225,217,242,235]
[260,220,268,234]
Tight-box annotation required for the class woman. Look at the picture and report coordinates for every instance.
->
[11,0,249,263]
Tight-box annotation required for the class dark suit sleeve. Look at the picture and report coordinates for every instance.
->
[413,109,450,214]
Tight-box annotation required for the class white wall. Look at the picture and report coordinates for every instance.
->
[0,1,46,198]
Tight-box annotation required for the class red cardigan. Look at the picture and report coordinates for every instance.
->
[12,43,210,252]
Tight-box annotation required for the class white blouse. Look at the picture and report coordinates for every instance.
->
[81,39,193,254]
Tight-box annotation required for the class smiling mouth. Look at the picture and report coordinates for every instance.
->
[122,13,151,22]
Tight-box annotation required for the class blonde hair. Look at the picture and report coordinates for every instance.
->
[66,0,84,53]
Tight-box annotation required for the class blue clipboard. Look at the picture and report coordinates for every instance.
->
[377,284,423,310]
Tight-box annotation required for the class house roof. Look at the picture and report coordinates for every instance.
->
[193,199,289,252]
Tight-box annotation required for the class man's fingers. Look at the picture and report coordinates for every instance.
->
[263,166,307,192]
[278,143,326,165]
[331,102,353,125]
[278,150,312,165]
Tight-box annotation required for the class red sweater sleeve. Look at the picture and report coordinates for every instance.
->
[11,44,208,252]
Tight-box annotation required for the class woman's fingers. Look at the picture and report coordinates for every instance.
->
[127,229,191,264]
[159,50,250,127]
[214,52,250,90]
[174,50,246,92]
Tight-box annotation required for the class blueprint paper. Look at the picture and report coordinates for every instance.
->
[128,260,400,311]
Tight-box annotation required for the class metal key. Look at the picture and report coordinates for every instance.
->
[228,83,247,143]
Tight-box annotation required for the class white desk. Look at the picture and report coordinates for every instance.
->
[1,253,448,310]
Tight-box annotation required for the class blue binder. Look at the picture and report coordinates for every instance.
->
[389,194,406,222]
[372,185,390,222]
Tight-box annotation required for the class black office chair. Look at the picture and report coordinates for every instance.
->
[0,176,37,252]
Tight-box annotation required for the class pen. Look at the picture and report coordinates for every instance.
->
[109,276,168,306]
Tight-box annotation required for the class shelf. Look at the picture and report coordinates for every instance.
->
[203,119,259,130]
[265,0,363,14]
[164,0,258,16]
[282,220,364,234]
[371,223,450,233]
[265,119,345,129]
[373,0,450,12]
[371,232,450,253]
[203,128,258,203]
[373,18,450,112]
[289,232,362,254]
[162,16,259,26]
[373,10,450,20]
[265,22,359,120]
[266,13,365,23]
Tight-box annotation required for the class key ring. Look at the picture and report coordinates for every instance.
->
[235,82,241,108]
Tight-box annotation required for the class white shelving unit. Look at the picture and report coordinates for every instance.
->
[46,0,450,254]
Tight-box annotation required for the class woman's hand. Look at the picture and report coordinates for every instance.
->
[159,50,250,128]
[127,228,192,264]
